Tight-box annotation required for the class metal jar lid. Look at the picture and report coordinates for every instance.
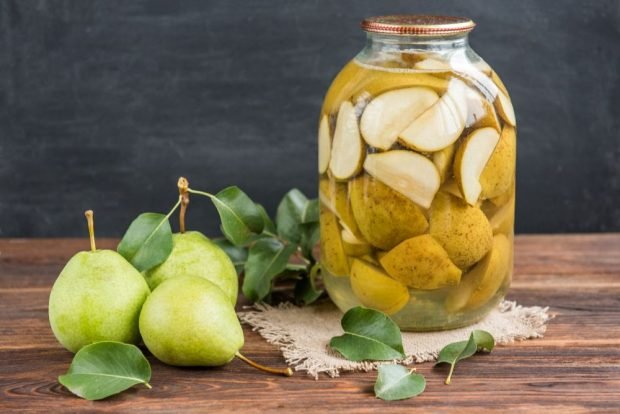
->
[361,15,475,36]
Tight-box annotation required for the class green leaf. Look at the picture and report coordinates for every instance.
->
[294,262,323,305]
[256,203,277,235]
[275,188,309,243]
[329,307,405,361]
[374,364,426,401]
[117,213,173,271]
[242,238,297,302]
[300,198,319,224]
[211,186,264,246]
[58,341,151,401]
[299,221,320,259]
[435,330,495,384]
[212,238,248,274]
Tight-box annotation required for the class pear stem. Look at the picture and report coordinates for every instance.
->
[84,210,96,252]
[178,177,190,234]
[235,352,293,377]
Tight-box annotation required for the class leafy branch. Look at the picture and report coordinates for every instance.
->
[117,177,322,304]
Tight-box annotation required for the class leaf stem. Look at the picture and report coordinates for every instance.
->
[84,210,96,252]
[145,196,182,245]
[235,352,293,377]
[263,230,278,238]
[144,382,152,389]
[187,188,215,199]
[164,197,182,225]
[178,177,190,233]
[445,363,455,385]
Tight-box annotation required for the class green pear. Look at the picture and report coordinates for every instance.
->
[48,211,150,353]
[144,231,238,305]
[139,275,292,375]
[139,275,242,366]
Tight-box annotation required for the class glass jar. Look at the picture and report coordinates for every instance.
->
[318,15,516,331]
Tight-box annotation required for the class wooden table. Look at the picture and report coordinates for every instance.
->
[1,235,619,413]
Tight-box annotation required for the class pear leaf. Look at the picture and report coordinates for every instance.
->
[256,203,277,234]
[117,212,173,272]
[58,341,151,401]
[330,307,405,361]
[211,186,264,246]
[212,238,248,274]
[435,330,495,384]
[275,188,312,243]
[299,221,320,259]
[300,198,319,224]
[374,364,426,401]
[294,262,323,305]
[242,238,297,301]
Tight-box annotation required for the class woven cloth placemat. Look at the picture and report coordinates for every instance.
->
[239,300,551,379]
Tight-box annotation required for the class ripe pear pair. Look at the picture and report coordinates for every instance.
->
[139,180,291,375]
[48,209,237,355]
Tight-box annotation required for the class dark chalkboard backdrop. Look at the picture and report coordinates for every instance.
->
[0,0,619,237]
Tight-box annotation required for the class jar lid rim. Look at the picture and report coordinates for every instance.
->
[361,15,475,36]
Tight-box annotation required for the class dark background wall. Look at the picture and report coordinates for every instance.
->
[1,0,619,237]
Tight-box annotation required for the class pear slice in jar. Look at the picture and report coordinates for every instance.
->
[341,226,373,257]
[350,69,449,102]
[318,115,331,174]
[440,179,465,200]
[363,150,440,209]
[433,144,456,183]
[359,87,439,150]
[488,193,515,235]
[318,177,336,213]
[445,234,511,312]
[322,60,367,115]
[495,90,516,127]
[488,70,515,126]
[379,235,462,290]
[350,259,410,315]
[490,71,509,97]
[320,205,349,276]
[466,88,501,131]
[329,101,364,180]
[414,57,452,71]
[429,192,493,269]
[489,183,515,207]
[350,174,429,251]
[453,127,500,205]
[398,78,469,152]
[319,178,363,238]
[480,125,517,199]
[473,59,493,76]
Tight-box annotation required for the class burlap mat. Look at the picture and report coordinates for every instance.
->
[239,300,551,379]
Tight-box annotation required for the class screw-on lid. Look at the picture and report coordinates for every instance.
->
[361,15,475,36]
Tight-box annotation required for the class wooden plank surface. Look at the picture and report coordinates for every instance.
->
[0,235,619,413]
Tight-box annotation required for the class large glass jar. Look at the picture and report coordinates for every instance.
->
[318,16,516,331]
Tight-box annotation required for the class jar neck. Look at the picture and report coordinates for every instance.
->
[363,32,470,53]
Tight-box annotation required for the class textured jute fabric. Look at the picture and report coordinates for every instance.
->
[239,300,551,379]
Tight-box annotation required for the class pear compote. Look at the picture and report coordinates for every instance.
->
[318,15,516,331]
